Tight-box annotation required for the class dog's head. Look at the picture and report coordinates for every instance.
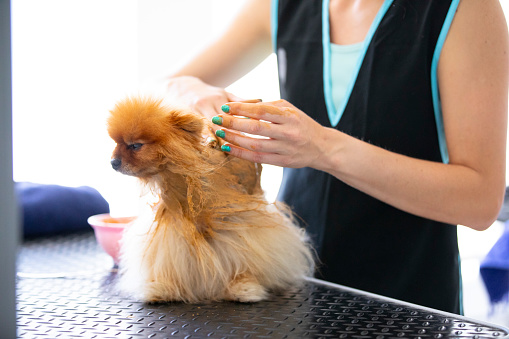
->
[107,97,205,178]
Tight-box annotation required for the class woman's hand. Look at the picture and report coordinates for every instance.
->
[166,76,244,121]
[212,99,331,168]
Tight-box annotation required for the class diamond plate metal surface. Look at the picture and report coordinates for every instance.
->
[17,232,509,338]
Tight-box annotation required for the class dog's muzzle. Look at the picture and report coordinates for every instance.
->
[111,158,121,171]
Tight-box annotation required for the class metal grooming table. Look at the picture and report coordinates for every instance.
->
[17,231,509,338]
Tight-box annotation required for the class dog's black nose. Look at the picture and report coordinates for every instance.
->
[111,158,121,170]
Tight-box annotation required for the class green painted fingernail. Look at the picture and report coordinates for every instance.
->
[212,116,223,125]
[215,129,225,138]
[221,105,230,113]
[221,144,231,152]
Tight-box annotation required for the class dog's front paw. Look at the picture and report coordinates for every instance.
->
[225,275,268,303]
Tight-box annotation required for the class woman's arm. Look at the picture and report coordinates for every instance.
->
[213,0,509,230]
[165,0,272,120]
[169,0,273,88]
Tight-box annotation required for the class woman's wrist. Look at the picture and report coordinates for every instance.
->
[313,126,348,176]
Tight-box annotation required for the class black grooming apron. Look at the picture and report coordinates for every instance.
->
[275,0,461,314]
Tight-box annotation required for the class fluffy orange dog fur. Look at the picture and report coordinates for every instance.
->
[107,97,314,303]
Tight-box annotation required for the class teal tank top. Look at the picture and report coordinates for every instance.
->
[330,42,363,115]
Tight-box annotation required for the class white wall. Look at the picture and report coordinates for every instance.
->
[12,0,140,215]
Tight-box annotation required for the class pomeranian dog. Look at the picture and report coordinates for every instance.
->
[107,96,314,303]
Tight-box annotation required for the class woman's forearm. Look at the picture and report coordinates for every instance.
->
[169,0,272,88]
[316,127,505,230]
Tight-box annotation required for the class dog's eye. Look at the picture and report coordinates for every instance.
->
[127,143,143,150]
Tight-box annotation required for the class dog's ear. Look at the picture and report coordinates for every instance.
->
[168,109,204,135]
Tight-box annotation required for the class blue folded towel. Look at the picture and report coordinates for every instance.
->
[480,222,509,304]
[15,182,109,238]
[480,187,509,305]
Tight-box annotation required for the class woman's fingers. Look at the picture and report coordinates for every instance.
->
[193,97,259,126]
[221,100,294,124]
[237,98,262,104]
[219,141,294,168]
[211,113,279,139]
[211,100,296,138]
[214,128,281,154]
[226,92,246,103]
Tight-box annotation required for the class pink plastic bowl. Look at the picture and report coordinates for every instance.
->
[87,213,136,265]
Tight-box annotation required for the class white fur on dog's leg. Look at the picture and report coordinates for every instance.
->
[225,275,268,303]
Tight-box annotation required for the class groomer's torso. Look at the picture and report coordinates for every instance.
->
[274,0,461,314]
